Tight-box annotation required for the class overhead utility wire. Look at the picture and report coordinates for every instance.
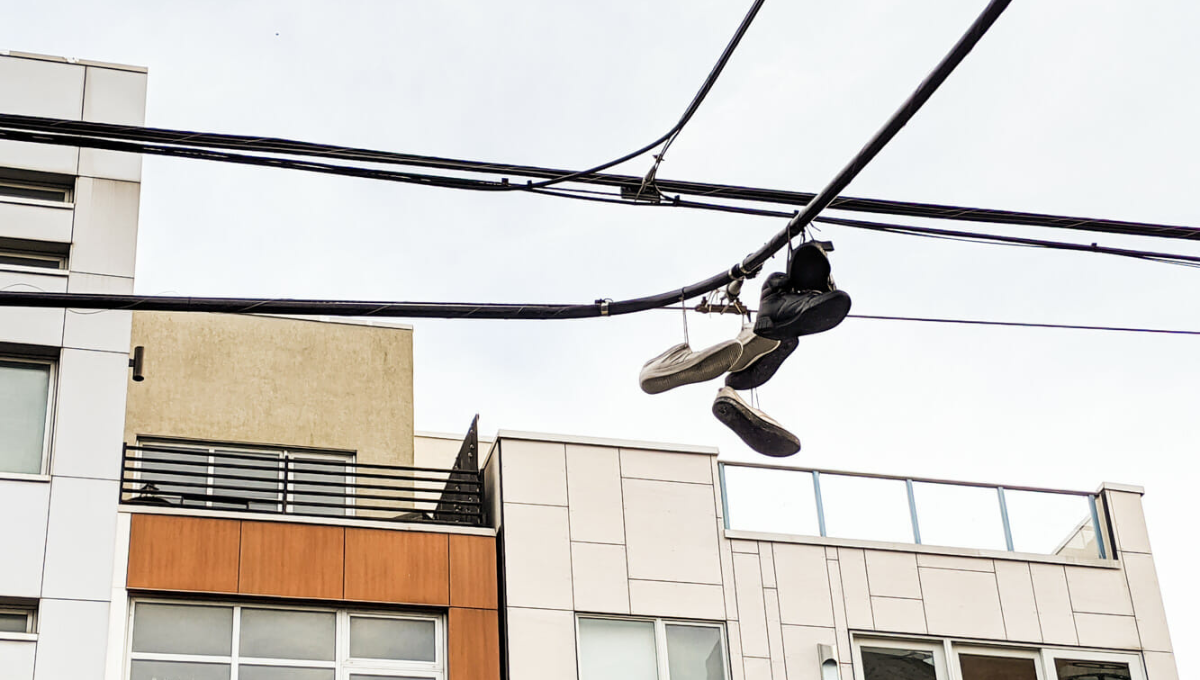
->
[0,0,1014,320]
[4,114,1197,242]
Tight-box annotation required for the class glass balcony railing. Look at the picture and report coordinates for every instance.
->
[719,462,1109,560]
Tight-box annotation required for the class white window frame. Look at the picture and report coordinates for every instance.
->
[0,606,37,638]
[126,599,444,680]
[574,614,731,680]
[851,636,1147,680]
[134,439,357,516]
[0,248,67,272]
[0,355,57,477]
[0,176,73,204]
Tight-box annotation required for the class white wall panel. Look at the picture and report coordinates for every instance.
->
[79,66,147,182]
[1108,491,1153,554]
[1073,612,1141,649]
[1064,565,1134,615]
[864,551,921,599]
[565,444,624,543]
[1142,651,1180,680]
[62,275,133,353]
[994,561,1042,643]
[836,549,873,629]
[503,503,573,609]
[69,178,139,278]
[0,140,78,175]
[0,56,84,119]
[774,543,834,628]
[870,596,927,634]
[0,200,73,243]
[0,639,36,680]
[501,440,567,506]
[1122,552,1174,653]
[619,448,712,484]
[34,598,110,680]
[571,542,629,614]
[628,579,725,620]
[40,476,118,600]
[1029,563,1078,645]
[733,553,769,658]
[919,567,1005,639]
[0,480,50,596]
[506,607,576,680]
[50,349,128,481]
[0,270,65,346]
[781,625,838,680]
[623,478,722,584]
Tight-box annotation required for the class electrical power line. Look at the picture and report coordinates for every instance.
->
[0,0,1014,322]
[847,315,1200,336]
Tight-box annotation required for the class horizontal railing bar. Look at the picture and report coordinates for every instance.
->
[127,469,482,497]
[122,480,482,507]
[719,461,1095,497]
[126,445,481,476]
[128,455,481,485]
[123,492,484,517]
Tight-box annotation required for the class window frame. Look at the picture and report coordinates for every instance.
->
[0,354,57,477]
[851,636,1147,680]
[574,614,731,680]
[126,598,444,680]
[133,439,357,517]
[0,606,37,637]
[0,175,73,204]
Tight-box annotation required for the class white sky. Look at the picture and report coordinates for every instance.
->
[2,0,1197,672]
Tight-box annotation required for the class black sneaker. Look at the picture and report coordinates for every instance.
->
[753,273,852,341]
[712,386,800,457]
[725,336,798,390]
[787,241,833,292]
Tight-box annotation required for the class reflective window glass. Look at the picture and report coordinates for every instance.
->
[291,459,347,516]
[912,483,1007,551]
[1055,658,1132,679]
[240,608,335,661]
[722,466,820,536]
[578,618,658,680]
[862,647,937,680]
[959,653,1037,680]
[349,617,436,662]
[820,475,914,544]
[0,360,51,474]
[666,624,726,680]
[1006,490,1100,558]
[0,612,28,633]
[132,603,233,656]
[238,666,336,680]
[130,660,230,680]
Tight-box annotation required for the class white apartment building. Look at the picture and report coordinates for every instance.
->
[0,51,147,679]
[492,432,1178,680]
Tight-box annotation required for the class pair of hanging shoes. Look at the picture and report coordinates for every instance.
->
[638,326,779,395]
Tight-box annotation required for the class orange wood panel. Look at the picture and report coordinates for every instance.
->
[449,534,498,609]
[239,521,344,599]
[343,529,449,605]
[127,514,241,593]
[449,607,501,680]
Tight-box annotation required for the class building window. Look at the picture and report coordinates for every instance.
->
[127,601,442,680]
[0,168,73,203]
[853,638,1144,680]
[0,356,54,475]
[0,605,37,635]
[132,440,354,517]
[577,616,728,680]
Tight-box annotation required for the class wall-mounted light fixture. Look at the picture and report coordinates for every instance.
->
[129,345,144,382]
[818,644,838,680]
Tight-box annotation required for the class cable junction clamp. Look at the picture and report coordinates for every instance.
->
[596,298,612,316]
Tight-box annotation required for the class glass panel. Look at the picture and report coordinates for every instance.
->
[666,624,727,680]
[349,617,436,662]
[959,654,1038,680]
[290,458,348,516]
[349,677,428,680]
[137,446,210,507]
[212,451,281,510]
[238,667,335,680]
[1054,658,1132,679]
[240,608,336,661]
[0,612,28,632]
[0,253,61,269]
[132,602,233,656]
[912,482,1007,551]
[820,475,913,544]
[862,647,936,680]
[0,360,51,474]
[722,466,820,536]
[578,618,658,680]
[1006,490,1100,558]
[0,183,68,202]
[130,660,230,680]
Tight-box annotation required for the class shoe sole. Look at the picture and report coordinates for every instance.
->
[641,342,743,395]
[729,333,780,373]
[756,290,851,340]
[787,244,832,291]
[725,337,799,390]
[712,395,800,457]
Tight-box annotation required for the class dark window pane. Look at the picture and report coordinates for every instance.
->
[290,459,348,516]
[1054,658,1132,680]
[0,612,28,633]
[0,183,68,202]
[666,624,727,680]
[137,448,210,507]
[212,451,281,510]
[959,654,1037,680]
[862,647,937,680]
[132,603,233,655]
[130,661,230,680]
[238,667,335,680]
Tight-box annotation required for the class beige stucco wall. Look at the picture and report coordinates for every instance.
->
[124,312,414,466]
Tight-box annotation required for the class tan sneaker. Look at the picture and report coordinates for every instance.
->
[712,386,800,457]
[639,340,743,395]
[728,325,780,373]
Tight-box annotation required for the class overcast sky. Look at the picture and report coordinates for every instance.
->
[3,0,1197,673]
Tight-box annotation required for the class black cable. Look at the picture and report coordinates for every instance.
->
[847,315,1200,336]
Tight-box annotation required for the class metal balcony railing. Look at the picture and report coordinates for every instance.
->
[120,437,485,527]
[719,462,1111,560]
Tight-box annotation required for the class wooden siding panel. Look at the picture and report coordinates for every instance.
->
[449,607,501,680]
[449,535,498,609]
[127,514,241,593]
[344,528,449,605]
[239,522,344,599]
